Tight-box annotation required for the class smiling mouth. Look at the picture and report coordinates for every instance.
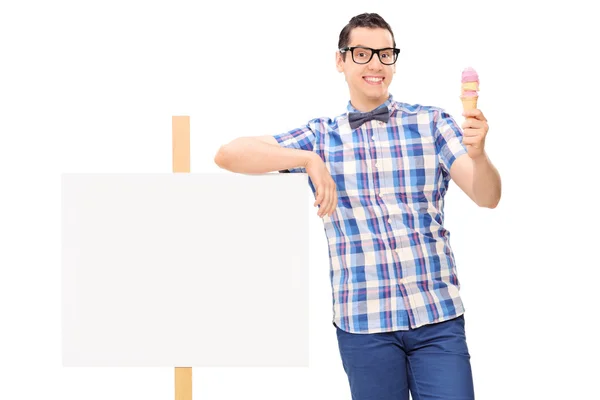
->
[363,76,384,85]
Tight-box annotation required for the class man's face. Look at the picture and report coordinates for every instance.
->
[336,27,396,110]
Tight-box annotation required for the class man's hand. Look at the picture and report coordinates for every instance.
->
[461,109,489,159]
[305,153,337,218]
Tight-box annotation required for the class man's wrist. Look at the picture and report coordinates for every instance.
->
[303,151,318,168]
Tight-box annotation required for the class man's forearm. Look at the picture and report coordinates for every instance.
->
[472,152,502,208]
[214,137,314,174]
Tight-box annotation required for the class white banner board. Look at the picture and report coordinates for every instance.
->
[62,173,309,367]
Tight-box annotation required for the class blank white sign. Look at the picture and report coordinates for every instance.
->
[61,173,309,367]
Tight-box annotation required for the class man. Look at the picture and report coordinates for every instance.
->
[214,12,501,400]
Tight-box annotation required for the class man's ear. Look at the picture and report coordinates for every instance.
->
[335,51,344,73]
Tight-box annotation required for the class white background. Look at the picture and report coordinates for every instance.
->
[1,0,598,399]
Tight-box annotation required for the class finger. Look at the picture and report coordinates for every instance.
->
[462,128,481,137]
[462,109,487,121]
[314,185,324,207]
[328,186,336,215]
[462,136,480,146]
[324,185,334,216]
[320,187,330,217]
[461,118,484,130]
[461,119,480,129]
[331,190,338,215]
[319,189,329,218]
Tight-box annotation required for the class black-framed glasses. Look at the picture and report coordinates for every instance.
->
[339,46,400,65]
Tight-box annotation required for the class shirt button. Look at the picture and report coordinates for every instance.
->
[387,219,391,224]
[375,163,379,168]
[372,136,376,140]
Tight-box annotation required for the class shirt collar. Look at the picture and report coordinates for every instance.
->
[346,94,395,114]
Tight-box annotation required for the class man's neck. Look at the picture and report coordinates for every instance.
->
[349,93,389,112]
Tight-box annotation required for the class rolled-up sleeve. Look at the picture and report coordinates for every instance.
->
[273,124,316,173]
[434,109,468,175]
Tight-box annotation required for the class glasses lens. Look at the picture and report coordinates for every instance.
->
[379,49,397,65]
[352,48,373,64]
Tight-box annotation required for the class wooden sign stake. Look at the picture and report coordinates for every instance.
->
[172,115,192,400]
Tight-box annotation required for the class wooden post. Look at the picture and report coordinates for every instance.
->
[173,116,190,173]
[172,116,192,399]
[175,367,192,400]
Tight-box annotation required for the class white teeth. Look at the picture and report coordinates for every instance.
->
[365,77,383,82]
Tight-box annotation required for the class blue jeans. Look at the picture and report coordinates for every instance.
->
[335,315,474,400]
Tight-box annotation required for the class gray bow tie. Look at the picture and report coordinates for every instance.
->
[348,106,390,130]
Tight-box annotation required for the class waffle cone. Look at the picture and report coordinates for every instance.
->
[461,96,478,110]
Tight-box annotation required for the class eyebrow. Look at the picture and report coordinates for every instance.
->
[351,44,393,48]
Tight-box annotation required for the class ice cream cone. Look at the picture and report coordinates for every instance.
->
[461,95,478,110]
[460,67,479,110]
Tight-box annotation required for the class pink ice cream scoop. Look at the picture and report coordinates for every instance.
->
[461,67,479,84]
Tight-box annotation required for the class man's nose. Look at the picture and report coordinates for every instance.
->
[367,53,383,70]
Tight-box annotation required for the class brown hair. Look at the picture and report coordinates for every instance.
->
[338,13,396,59]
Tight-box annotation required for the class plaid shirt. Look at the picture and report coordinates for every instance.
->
[273,94,468,334]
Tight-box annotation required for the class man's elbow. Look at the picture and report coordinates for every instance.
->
[477,195,501,209]
[481,201,499,209]
[214,145,230,169]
